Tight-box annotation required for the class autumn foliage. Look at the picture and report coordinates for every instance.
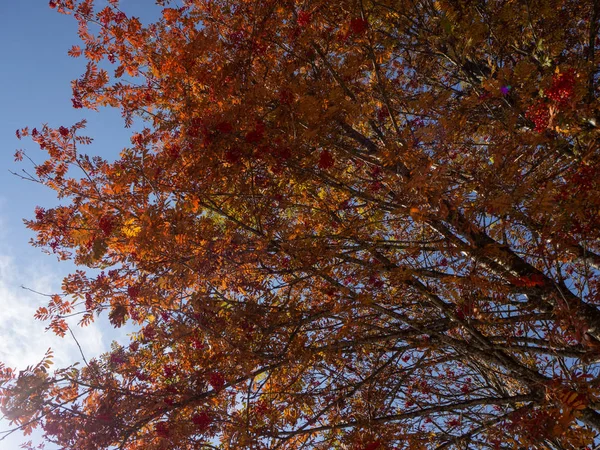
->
[3,0,600,448]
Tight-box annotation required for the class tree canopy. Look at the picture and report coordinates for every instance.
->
[3,0,600,448]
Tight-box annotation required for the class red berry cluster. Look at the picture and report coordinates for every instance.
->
[35,206,46,221]
[339,18,369,41]
[191,412,212,431]
[155,421,170,438]
[215,121,233,134]
[98,215,115,236]
[278,88,294,105]
[349,18,368,35]
[114,12,127,24]
[244,121,265,144]
[209,372,225,390]
[511,274,545,287]
[362,441,382,450]
[318,150,334,169]
[127,285,140,299]
[526,101,550,133]
[376,106,390,122]
[547,69,576,104]
[297,10,311,27]
[163,364,177,378]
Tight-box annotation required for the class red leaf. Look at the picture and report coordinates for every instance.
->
[68,46,82,58]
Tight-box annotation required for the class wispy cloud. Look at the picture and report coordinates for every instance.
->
[0,249,108,449]
[0,253,105,370]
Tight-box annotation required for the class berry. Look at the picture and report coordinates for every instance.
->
[297,10,311,27]
[209,372,225,390]
[127,285,140,299]
[318,150,334,169]
[98,215,115,236]
[191,412,212,430]
[547,69,576,105]
[349,18,368,35]
[155,421,170,438]
[526,101,550,132]
[35,206,46,221]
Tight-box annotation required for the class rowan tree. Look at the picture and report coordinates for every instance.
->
[2,0,600,448]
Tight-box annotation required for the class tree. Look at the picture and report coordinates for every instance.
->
[2,0,600,448]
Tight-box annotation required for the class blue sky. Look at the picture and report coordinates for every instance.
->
[0,2,158,448]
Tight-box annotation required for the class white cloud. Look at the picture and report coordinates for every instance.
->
[0,254,105,370]
[0,251,108,450]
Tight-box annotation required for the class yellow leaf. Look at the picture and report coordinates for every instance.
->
[72,228,92,245]
[122,218,141,237]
